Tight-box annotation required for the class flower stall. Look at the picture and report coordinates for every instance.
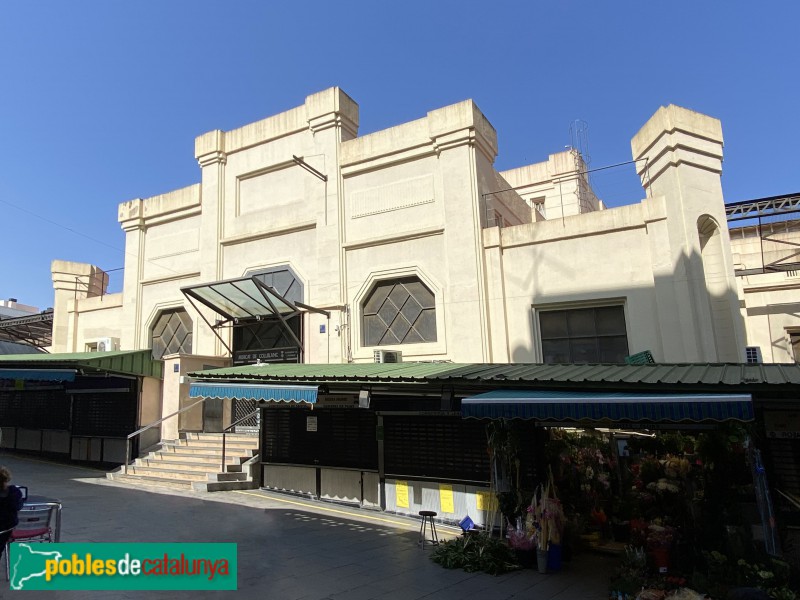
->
[544,426,796,599]
[458,389,796,597]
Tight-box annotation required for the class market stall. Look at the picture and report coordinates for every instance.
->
[457,390,796,597]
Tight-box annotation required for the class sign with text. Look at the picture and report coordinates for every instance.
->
[476,491,497,512]
[9,543,237,591]
[439,484,454,514]
[765,410,800,439]
[395,481,409,508]
[316,394,359,408]
[233,347,299,365]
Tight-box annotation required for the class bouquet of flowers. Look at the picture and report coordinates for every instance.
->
[507,520,537,551]
[645,478,681,495]
[530,468,565,551]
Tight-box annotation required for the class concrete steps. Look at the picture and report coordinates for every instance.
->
[108,473,195,491]
[107,432,260,492]
[151,452,246,464]
[137,459,245,473]
[160,444,257,455]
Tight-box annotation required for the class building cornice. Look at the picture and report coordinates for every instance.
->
[139,270,201,287]
[342,226,444,251]
[219,220,317,247]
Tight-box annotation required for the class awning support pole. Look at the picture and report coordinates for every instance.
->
[295,301,330,318]
[260,293,304,353]
[185,295,233,355]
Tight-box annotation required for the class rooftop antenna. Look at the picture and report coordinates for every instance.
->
[569,119,592,212]
[569,119,590,170]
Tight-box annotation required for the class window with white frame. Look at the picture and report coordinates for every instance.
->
[539,305,628,364]
[362,277,437,346]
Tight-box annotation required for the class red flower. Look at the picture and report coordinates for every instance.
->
[590,508,607,525]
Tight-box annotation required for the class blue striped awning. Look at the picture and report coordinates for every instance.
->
[461,390,753,423]
[0,369,76,382]
[189,382,318,404]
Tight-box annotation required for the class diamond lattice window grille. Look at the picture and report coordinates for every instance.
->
[362,277,436,346]
[151,309,193,359]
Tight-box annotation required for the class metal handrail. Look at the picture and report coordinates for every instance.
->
[124,399,206,474]
[221,408,260,472]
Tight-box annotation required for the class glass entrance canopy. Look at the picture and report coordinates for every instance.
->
[182,277,305,325]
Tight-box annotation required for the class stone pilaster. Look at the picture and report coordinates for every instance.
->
[427,100,497,361]
[632,105,745,361]
[50,261,108,352]
[194,129,227,356]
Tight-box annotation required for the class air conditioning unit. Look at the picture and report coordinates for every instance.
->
[374,349,402,363]
[97,337,120,352]
[744,346,763,364]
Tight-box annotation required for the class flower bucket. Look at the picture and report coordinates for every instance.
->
[650,548,670,573]
[536,548,548,574]
[547,543,562,572]
[514,549,534,569]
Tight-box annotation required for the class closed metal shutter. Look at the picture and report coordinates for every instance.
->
[767,438,800,495]
[71,391,137,438]
[262,409,291,462]
[383,416,490,482]
[261,408,377,470]
[0,389,69,430]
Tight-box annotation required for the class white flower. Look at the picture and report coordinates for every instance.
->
[758,570,774,580]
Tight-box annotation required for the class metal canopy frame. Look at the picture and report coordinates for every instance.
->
[726,193,800,223]
[727,192,800,275]
[0,311,54,350]
[181,276,330,356]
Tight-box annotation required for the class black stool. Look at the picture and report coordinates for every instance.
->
[418,510,439,549]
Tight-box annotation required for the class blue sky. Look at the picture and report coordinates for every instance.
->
[1,2,798,310]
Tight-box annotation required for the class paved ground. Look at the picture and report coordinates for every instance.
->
[0,453,616,599]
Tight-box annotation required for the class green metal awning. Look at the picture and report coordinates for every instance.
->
[189,382,318,404]
[187,361,800,388]
[0,350,163,379]
[461,390,754,423]
[188,361,460,382]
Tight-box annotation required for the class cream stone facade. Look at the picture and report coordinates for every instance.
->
[50,88,766,369]
[731,216,800,363]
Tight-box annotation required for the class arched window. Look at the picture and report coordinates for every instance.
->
[151,309,193,359]
[362,277,437,346]
[697,215,738,361]
[249,266,303,304]
[234,266,303,354]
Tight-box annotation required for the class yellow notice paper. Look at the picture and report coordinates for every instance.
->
[439,484,454,513]
[476,491,497,511]
[396,480,409,508]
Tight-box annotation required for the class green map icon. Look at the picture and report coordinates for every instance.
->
[10,543,64,590]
